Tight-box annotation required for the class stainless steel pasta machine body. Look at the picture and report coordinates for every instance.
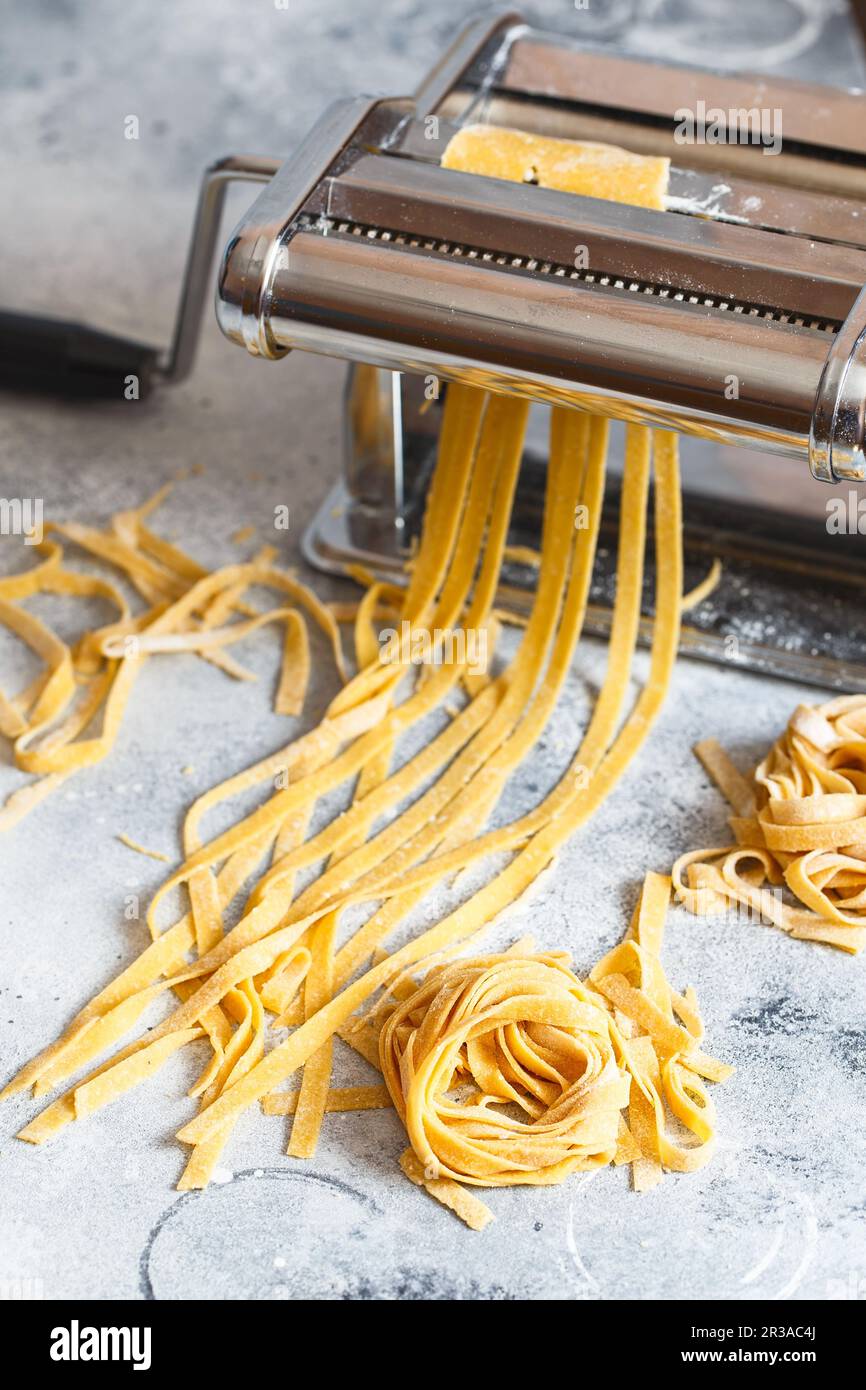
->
[215,13,866,488]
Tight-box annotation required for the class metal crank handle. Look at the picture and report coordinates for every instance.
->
[0,153,280,400]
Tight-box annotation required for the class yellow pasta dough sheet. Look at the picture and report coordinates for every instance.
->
[442,124,670,208]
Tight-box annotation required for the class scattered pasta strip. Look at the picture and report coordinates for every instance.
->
[503,544,541,569]
[0,494,347,828]
[262,1085,391,1115]
[694,737,755,817]
[399,1148,495,1232]
[674,699,866,952]
[0,773,70,832]
[682,557,722,612]
[117,834,171,864]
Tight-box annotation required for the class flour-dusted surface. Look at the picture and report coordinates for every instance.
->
[1,0,865,1302]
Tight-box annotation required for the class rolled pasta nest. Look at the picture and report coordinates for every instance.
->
[350,871,731,1229]
[382,955,632,1192]
[676,697,866,954]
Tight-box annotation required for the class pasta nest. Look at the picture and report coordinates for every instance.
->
[378,953,630,1187]
[756,698,866,932]
[677,696,866,952]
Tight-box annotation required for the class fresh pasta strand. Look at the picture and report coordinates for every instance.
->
[2,126,724,1231]
[0,408,495,1106]
[161,397,680,1156]
[5,383,683,1162]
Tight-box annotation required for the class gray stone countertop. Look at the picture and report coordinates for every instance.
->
[0,0,863,1301]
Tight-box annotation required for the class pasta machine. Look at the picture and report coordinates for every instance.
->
[4,12,866,689]
[215,11,866,692]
